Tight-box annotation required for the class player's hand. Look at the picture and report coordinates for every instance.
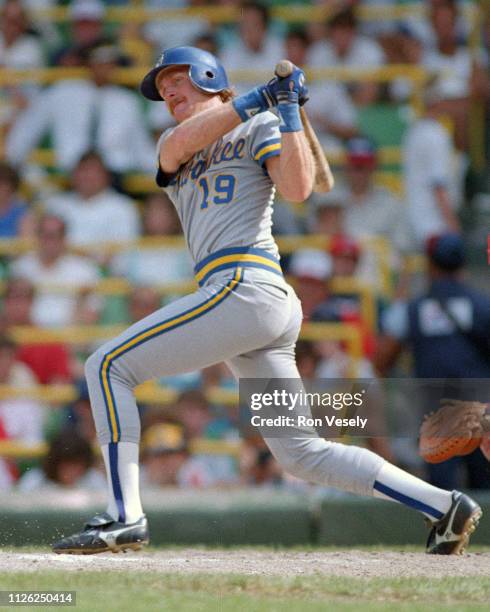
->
[266,65,309,107]
[232,65,307,124]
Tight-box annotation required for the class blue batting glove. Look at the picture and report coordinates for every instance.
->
[267,66,309,107]
[232,85,275,122]
[277,91,303,133]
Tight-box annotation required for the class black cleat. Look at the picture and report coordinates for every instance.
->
[52,513,149,555]
[426,491,482,555]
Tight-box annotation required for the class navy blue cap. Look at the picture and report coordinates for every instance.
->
[426,233,465,271]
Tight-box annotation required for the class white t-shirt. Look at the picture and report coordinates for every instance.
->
[423,46,484,100]
[343,186,411,253]
[308,35,385,69]
[0,34,44,69]
[111,247,193,286]
[143,0,208,52]
[6,80,156,173]
[222,36,285,93]
[11,252,101,327]
[0,362,45,446]
[402,118,458,246]
[306,82,357,152]
[46,188,141,246]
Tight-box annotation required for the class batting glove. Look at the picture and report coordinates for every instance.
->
[232,85,275,122]
[267,66,309,107]
[276,90,302,133]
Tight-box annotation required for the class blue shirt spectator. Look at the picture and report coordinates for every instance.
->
[0,163,33,238]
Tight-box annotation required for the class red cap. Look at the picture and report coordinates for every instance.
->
[330,234,361,260]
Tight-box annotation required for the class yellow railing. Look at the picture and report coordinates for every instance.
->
[0,65,428,116]
[0,437,243,460]
[7,320,362,362]
[28,146,403,169]
[0,233,394,303]
[28,3,480,30]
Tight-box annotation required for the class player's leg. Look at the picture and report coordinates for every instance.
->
[53,269,294,553]
[227,289,481,553]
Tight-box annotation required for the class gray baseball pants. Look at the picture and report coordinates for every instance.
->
[85,267,385,517]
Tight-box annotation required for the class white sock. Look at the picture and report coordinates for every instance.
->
[373,461,453,521]
[101,442,144,524]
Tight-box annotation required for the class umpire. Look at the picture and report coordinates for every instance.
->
[375,233,490,488]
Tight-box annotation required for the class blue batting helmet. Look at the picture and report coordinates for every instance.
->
[140,46,229,101]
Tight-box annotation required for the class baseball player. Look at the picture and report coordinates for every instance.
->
[53,47,481,555]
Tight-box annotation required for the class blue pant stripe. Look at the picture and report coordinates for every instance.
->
[109,442,126,523]
[373,480,444,520]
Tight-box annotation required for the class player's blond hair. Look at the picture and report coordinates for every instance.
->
[219,88,235,103]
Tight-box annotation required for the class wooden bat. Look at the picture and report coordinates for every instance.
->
[274,59,335,193]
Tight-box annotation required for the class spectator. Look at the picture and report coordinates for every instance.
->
[140,422,191,487]
[402,101,461,248]
[0,278,72,383]
[0,0,44,69]
[285,27,358,153]
[376,233,490,379]
[0,162,35,238]
[65,381,97,443]
[143,0,210,57]
[0,334,45,489]
[18,430,106,491]
[330,233,362,278]
[342,137,411,255]
[422,0,489,151]
[309,188,348,236]
[176,390,239,487]
[10,214,102,327]
[295,339,322,381]
[7,44,156,174]
[242,447,283,488]
[45,151,141,246]
[387,24,424,104]
[375,233,490,488]
[288,248,336,320]
[128,286,161,324]
[288,248,375,360]
[308,8,386,105]
[222,1,284,92]
[110,192,193,286]
[51,0,107,66]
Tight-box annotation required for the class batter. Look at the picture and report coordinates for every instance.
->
[53,47,481,555]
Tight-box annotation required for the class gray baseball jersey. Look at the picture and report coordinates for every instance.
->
[156,111,282,266]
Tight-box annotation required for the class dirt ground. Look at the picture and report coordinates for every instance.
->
[1,550,489,578]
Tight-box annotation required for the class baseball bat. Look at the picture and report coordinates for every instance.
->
[274,59,334,193]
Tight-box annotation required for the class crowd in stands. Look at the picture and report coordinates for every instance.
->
[0,0,489,495]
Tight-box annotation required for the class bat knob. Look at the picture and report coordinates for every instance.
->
[275,60,294,78]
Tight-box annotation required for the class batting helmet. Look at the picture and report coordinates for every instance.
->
[140,46,229,101]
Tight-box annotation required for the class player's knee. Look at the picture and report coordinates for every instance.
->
[269,438,333,480]
[84,348,104,385]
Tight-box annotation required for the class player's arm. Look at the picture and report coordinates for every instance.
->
[160,84,277,173]
[373,301,407,377]
[433,185,460,233]
[159,103,242,173]
[265,132,314,202]
[263,67,313,202]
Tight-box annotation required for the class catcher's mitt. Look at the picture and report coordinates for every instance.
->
[419,399,490,463]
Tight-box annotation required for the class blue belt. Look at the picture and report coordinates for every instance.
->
[194,247,283,287]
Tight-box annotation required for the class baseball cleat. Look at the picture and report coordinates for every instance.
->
[52,513,149,555]
[426,491,482,555]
